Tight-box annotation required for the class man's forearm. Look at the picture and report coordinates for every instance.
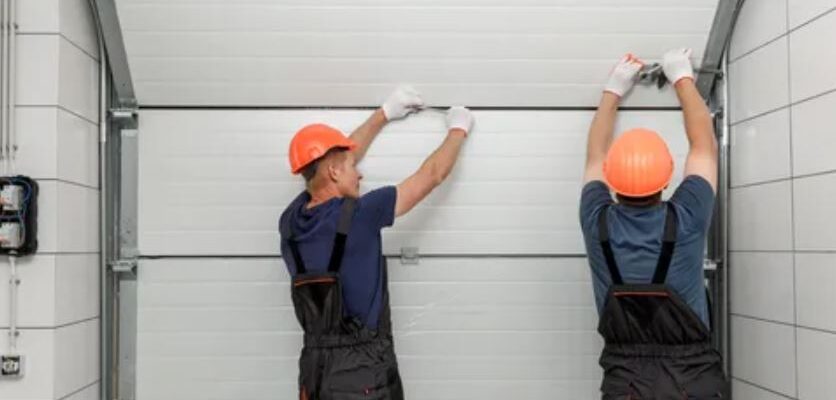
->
[349,109,388,162]
[586,92,621,163]
[674,79,716,150]
[420,129,467,185]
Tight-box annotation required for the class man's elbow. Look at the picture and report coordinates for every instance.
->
[429,166,449,187]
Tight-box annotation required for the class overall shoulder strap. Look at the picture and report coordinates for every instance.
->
[327,198,358,273]
[651,202,679,284]
[597,205,624,285]
[280,211,307,274]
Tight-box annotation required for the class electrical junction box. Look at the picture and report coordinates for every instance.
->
[0,176,38,255]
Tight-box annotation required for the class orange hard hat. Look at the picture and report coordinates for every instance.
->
[603,128,674,197]
[288,123,357,174]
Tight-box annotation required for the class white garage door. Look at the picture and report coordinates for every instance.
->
[114,0,718,107]
[134,109,690,399]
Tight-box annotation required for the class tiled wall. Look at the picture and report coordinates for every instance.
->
[0,0,101,399]
[728,1,836,399]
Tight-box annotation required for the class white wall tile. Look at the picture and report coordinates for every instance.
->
[0,256,56,328]
[54,254,100,327]
[16,107,59,180]
[794,173,836,251]
[731,316,797,396]
[16,35,60,107]
[0,255,99,329]
[730,180,793,251]
[788,0,836,28]
[54,319,100,399]
[733,379,793,400]
[38,181,59,253]
[36,182,100,254]
[15,107,98,187]
[730,0,788,60]
[796,253,836,332]
[0,328,56,399]
[60,0,100,59]
[789,9,836,102]
[56,183,100,253]
[791,89,836,176]
[730,109,791,187]
[797,327,836,400]
[731,252,794,324]
[63,383,100,400]
[730,37,790,123]
[56,110,100,188]
[58,38,100,124]
[17,0,59,33]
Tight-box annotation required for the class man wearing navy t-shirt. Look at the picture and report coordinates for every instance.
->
[580,50,727,398]
[279,86,473,400]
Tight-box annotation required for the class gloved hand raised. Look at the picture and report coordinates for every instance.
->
[604,54,644,98]
[662,48,695,85]
[446,106,474,135]
[381,85,425,121]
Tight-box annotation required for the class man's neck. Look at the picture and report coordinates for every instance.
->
[306,185,341,209]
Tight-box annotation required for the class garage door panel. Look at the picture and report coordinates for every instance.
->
[138,355,600,383]
[137,258,603,397]
[140,281,591,308]
[136,378,599,400]
[120,6,712,35]
[125,31,706,60]
[139,110,689,256]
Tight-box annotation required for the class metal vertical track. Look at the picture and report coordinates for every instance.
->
[720,52,732,379]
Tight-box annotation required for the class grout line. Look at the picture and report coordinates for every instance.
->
[59,33,99,62]
[733,377,797,399]
[787,5,836,34]
[792,168,836,181]
[730,105,790,126]
[732,313,836,336]
[37,178,100,191]
[730,176,792,190]
[56,381,99,400]
[785,10,801,395]
[15,104,100,126]
[729,34,788,64]
[5,316,100,331]
[790,86,836,108]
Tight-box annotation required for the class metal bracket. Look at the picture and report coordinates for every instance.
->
[400,247,420,265]
[109,107,139,129]
[110,259,137,277]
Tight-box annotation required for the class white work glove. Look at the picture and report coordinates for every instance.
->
[381,85,425,121]
[662,48,694,85]
[604,54,644,97]
[446,106,474,135]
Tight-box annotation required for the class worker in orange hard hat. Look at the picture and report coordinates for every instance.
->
[278,85,474,400]
[580,50,727,399]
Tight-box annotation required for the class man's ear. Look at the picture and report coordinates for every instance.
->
[326,157,341,182]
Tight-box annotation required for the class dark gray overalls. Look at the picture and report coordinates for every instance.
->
[281,199,404,400]
[597,203,728,399]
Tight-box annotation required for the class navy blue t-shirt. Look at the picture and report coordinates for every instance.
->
[279,186,397,330]
[579,176,715,327]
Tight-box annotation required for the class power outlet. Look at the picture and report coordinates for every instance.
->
[0,184,23,212]
[1,355,24,378]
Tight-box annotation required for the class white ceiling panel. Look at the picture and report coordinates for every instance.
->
[115,0,719,107]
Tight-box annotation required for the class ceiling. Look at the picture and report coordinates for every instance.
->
[115,0,720,107]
